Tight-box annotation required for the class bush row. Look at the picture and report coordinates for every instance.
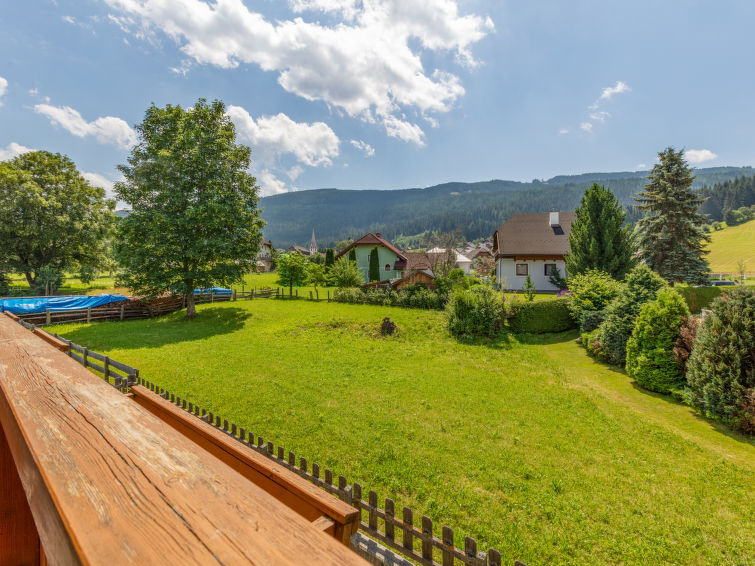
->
[332,286,447,310]
[506,298,576,334]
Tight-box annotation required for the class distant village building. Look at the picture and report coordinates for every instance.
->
[257,239,274,272]
[286,245,311,256]
[336,233,407,283]
[492,211,575,291]
[309,228,318,255]
[340,235,472,287]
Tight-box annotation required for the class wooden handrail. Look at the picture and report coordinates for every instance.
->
[0,315,367,565]
[130,384,359,544]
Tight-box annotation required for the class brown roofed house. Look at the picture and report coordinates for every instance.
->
[492,211,575,291]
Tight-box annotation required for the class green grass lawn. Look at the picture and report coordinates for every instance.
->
[706,218,755,274]
[53,299,754,565]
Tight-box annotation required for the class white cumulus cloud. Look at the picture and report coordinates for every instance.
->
[81,171,116,197]
[0,142,35,161]
[227,106,340,168]
[580,122,593,133]
[685,149,717,164]
[105,0,493,144]
[34,103,136,148]
[257,169,291,196]
[350,139,375,157]
[0,76,7,105]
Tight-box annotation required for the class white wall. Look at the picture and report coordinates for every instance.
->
[496,258,565,291]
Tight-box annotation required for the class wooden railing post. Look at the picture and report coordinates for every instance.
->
[46,308,51,325]
[0,424,40,564]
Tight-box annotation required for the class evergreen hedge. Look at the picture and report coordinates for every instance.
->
[592,265,667,365]
[686,287,755,434]
[625,288,690,394]
[507,297,576,334]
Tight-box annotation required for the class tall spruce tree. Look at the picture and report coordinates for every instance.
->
[566,183,635,279]
[368,246,380,281]
[325,248,335,268]
[348,248,357,262]
[634,148,710,285]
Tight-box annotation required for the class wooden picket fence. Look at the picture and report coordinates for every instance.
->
[236,287,332,301]
[24,322,526,566]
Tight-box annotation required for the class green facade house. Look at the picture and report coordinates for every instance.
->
[336,233,408,283]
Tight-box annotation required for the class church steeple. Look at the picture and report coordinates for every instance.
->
[309,228,318,255]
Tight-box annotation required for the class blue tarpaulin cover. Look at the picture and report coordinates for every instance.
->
[0,294,129,315]
[193,287,232,295]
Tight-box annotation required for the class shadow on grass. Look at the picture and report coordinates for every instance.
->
[58,306,251,350]
[513,329,581,345]
[628,381,755,447]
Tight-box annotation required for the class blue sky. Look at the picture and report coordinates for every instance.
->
[1,1,754,198]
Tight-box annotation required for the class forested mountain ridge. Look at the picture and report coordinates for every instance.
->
[259,166,754,248]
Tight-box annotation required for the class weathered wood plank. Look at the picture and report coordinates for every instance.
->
[0,316,367,565]
[130,384,360,537]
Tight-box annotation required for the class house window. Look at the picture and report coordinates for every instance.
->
[385,264,391,271]
[544,263,558,277]
[516,263,528,276]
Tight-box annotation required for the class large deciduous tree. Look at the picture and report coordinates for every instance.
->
[0,151,114,286]
[566,183,635,279]
[115,99,263,317]
[634,148,710,285]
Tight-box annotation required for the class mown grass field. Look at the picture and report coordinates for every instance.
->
[53,299,754,565]
[706,218,755,274]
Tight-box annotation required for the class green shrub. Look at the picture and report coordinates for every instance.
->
[580,329,604,358]
[593,265,667,366]
[686,287,755,434]
[676,286,724,313]
[626,288,690,394]
[446,286,505,337]
[567,269,623,325]
[507,297,576,334]
[580,309,607,333]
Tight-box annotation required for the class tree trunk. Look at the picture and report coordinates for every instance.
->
[24,272,35,287]
[185,291,196,318]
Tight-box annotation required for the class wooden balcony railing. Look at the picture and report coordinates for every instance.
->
[0,314,368,565]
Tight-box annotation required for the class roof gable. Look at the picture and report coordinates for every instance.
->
[336,233,407,261]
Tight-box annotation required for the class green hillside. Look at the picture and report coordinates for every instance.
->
[706,218,755,273]
[259,167,753,248]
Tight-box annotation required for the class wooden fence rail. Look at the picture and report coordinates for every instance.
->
[14,320,527,566]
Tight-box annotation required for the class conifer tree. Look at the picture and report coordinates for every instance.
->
[634,148,710,285]
[368,246,380,281]
[348,248,357,262]
[325,248,335,268]
[566,183,635,279]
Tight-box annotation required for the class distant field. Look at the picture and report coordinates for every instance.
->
[54,300,754,565]
[706,218,755,274]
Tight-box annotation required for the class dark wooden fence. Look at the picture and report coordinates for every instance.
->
[23,321,526,566]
